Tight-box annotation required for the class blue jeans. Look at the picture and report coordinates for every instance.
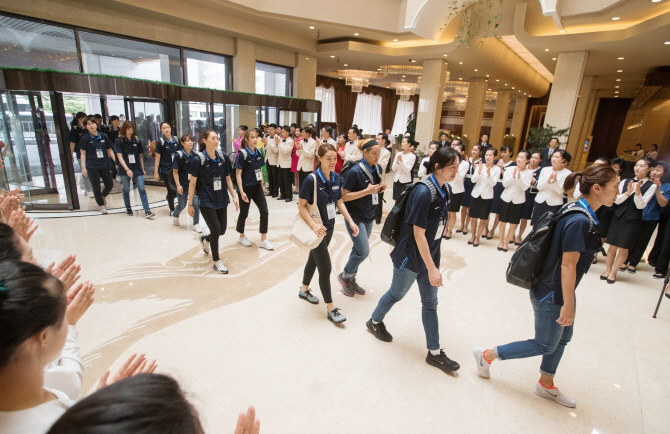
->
[494,292,575,377]
[343,219,374,278]
[77,157,93,192]
[173,190,200,225]
[371,266,440,351]
[120,175,150,212]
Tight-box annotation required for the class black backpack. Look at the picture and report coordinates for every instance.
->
[195,149,226,193]
[506,202,599,290]
[381,179,443,247]
[167,150,187,191]
[339,160,356,180]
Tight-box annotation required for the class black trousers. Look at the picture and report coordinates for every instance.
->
[110,161,118,179]
[626,220,658,267]
[200,206,227,262]
[267,164,279,196]
[648,213,668,266]
[236,184,269,234]
[279,167,293,199]
[160,172,176,211]
[302,231,334,304]
[299,169,312,191]
[87,166,113,206]
[653,215,670,276]
[375,191,385,224]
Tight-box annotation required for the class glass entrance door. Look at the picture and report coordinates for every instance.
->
[126,99,164,178]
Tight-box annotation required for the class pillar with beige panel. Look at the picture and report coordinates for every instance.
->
[489,90,512,151]
[461,78,488,148]
[565,76,596,170]
[293,53,317,99]
[509,96,528,155]
[543,51,589,147]
[233,39,256,93]
[414,59,448,152]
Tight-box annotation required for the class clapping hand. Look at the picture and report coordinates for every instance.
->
[634,180,642,196]
[97,353,158,390]
[627,180,636,195]
[514,167,520,179]
[66,281,95,325]
[548,170,557,184]
[486,165,491,176]
[234,406,260,434]
[7,209,38,242]
[477,161,483,174]
[47,254,82,290]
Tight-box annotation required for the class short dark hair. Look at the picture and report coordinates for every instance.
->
[635,143,642,149]
[109,115,119,122]
[94,114,103,120]
[422,146,459,175]
[485,147,498,157]
[76,112,87,120]
[594,157,610,165]
[651,144,658,151]
[268,123,277,129]
[501,144,514,157]
[83,116,97,127]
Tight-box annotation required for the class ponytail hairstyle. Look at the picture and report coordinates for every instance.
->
[197,129,217,152]
[240,129,254,150]
[453,143,465,156]
[0,223,22,263]
[472,143,483,157]
[47,374,204,434]
[423,147,459,175]
[564,164,618,196]
[501,144,514,158]
[0,261,67,369]
[315,143,337,170]
[379,133,390,146]
[357,128,364,140]
[238,125,248,134]
[485,147,498,158]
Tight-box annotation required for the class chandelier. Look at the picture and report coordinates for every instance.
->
[446,80,469,96]
[390,82,419,100]
[380,65,423,75]
[337,69,381,93]
[486,91,498,100]
[416,71,450,87]
[443,92,451,102]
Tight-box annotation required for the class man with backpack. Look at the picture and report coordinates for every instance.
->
[367,147,461,375]
[473,164,619,407]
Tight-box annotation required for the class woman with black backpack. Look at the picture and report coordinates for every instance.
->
[473,163,619,408]
[154,123,179,215]
[114,121,154,219]
[367,147,461,375]
[187,130,239,274]
[171,135,201,232]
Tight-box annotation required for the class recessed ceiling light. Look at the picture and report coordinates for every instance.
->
[512,87,515,89]
[343,64,348,66]
[459,62,463,64]
[443,54,447,57]
[615,91,619,93]
[616,78,621,81]
[612,17,620,20]
[618,57,624,60]
[354,33,359,36]
[615,85,620,88]
[393,39,398,42]
[524,93,527,95]
[552,58,557,61]
[665,41,670,44]
[474,69,478,71]
[309,26,314,29]
[411,60,416,63]
[504,83,507,86]
[615,95,619,97]
[377,68,381,71]
[402,75,406,77]
[544,48,549,51]
[488,88,491,90]
[652,0,661,2]
[617,70,623,72]
[459,78,462,80]
[496,79,499,81]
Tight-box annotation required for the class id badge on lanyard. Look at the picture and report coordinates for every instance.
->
[372,193,379,205]
[255,169,262,181]
[435,217,445,241]
[128,153,136,164]
[326,202,336,220]
[213,176,222,191]
[96,147,104,159]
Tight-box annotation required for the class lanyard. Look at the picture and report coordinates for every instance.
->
[89,132,101,141]
[247,146,259,158]
[316,167,334,201]
[429,174,446,200]
[361,159,379,183]
[577,198,599,224]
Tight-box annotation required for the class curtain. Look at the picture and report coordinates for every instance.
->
[315,86,337,123]
[352,93,383,136]
[391,99,415,137]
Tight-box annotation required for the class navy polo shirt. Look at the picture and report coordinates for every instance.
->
[532,201,599,305]
[342,160,381,224]
[114,138,144,177]
[390,178,448,273]
[299,168,342,233]
[173,149,199,192]
[189,150,232,209]
[107,126,121,143]
[234,146,265,188]
[156,136,178,174]
[70,124,86,158]
[78,132,113,170]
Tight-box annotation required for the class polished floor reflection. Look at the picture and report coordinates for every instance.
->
[28,176,670,434]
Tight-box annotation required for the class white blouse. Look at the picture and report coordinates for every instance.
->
[471,165,501,199]
[0,388,74,434]
[501,167,533,204]
[379,147,391,172]
[392,152,416,183]
[614,178,657,209]
[536,167,572,206]
[418,156,430,180]
[497,160,516,183]
[448,159,469,194]
[44,325,84,401]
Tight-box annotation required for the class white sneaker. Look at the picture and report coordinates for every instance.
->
[200,235,210,255]
[173,216,180,226]
[87,191,94,198]
[100,206,108,215]
[534,382,576,408]
[238,236,252,247]
[213,260,228,274]
[473,347,491,379]
[192,224,202,233]
[259,239,275,250]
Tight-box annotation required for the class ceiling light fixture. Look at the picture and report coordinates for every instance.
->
[380,65,422,75]
[618,57,624,60]
[616,78,621,81]
[390,82,419,100]
[544,48,549,51]
[474,69,478,71]
[393,39,398,41]
[459,62,463,64]
[552,58,557,61]
[443,54,447,57]
[354,33,359,36]
[612,17,620,20]
[615,91,619,93]
[309,26,314,29]
[410,60,416,63]
[496,79,499,81]
[343,64,348,66]
[615,86,619,88]
[330,55,335,58]
[486,74,489,77]
[459,78,462,80]
[337,69,382,92]
[618,70,623,72]
[665,41,670,44]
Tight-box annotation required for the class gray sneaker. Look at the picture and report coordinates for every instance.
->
[298,288,319,304]
[534,382,576,408]
[350,277,366,295]
[338,273,356,297]
[327,307,346,324]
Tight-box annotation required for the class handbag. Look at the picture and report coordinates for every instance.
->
[290,173,324,249]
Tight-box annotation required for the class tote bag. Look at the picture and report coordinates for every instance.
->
[289,173,324,249]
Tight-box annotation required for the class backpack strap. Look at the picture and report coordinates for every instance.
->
[358,162,379,185]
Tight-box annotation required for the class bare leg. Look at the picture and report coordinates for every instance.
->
[476,218,489,242]
[490,214,500,239]
[609,247,628,281]
[464,209,472,234]
[469,218,478,243]
[447,211,457,237]
[507,223,518,246]
[459,207,468,231]
[516,219,528,243]
[497,222,507,249]
[603,244,617,278]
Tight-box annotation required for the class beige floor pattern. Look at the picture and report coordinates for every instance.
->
[28,180,670,434]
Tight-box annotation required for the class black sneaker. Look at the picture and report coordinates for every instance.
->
[366,319,392,342]
[426,349,460,373]
[338,273,356,297]
[653,273,666,280]
[126,208,133,216]
[350,277,366,295]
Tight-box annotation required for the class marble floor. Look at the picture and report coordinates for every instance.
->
[27,174,669,434]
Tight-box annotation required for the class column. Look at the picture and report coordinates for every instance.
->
[566,76,595,170]
[293,53,317,99]
[509,96,528,155]
[233,39,255,93]
[461,78,488,148]
[414,59,448,152]
[544,51,588,145]
[489,89,512,150]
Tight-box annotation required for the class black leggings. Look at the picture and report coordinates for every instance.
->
[302,231,334,303]
[280,167,293,199]
[200,206,228,262]
[375,190,385,224]
[237,184,269,234]
[87,166,114,206]
[160,172,176,211]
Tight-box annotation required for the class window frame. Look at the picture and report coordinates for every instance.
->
[255,60,293,97]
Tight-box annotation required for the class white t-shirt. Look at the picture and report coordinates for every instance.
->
[0,388,74,434]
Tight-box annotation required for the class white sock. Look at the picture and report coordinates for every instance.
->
[372,320,380,324]
[429,349,441,356]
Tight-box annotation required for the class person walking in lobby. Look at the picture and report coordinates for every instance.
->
[78,117,116,215]
[154,122,179,215]
[114,121,155,219]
